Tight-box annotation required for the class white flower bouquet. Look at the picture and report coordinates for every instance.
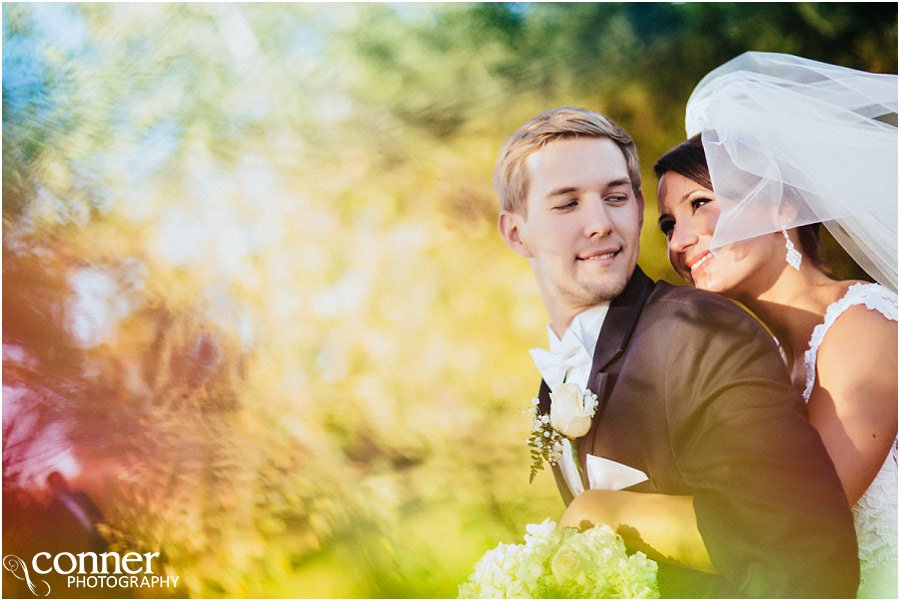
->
[458,519,659,599]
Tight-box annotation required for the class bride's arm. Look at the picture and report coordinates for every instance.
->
[558,489,714,573]
[807,305,898,506]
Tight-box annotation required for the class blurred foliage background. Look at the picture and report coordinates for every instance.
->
[2,3,896,598]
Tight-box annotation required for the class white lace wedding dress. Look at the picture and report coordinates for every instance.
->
[802,282,898,599]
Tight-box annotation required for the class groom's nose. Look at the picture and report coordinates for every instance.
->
[583,196,614,238]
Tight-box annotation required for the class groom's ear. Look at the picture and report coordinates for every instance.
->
[498,210,533,258]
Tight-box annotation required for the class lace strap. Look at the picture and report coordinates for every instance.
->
[803,283,899,402]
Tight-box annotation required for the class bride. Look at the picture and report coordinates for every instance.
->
[561,52,898,598]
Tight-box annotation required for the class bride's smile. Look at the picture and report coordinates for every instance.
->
[685,251,713,273]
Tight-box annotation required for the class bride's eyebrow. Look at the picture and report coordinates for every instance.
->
[682,189,713,202]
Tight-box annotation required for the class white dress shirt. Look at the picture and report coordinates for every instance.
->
[530,302,649,498]
[531,303,609,497]
[545,303,610,389]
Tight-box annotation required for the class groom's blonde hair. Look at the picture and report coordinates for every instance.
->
[494,106,641,215]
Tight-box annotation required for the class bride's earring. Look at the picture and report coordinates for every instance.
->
[782,227,802,270]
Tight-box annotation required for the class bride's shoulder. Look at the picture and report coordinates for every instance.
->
[818,302,897,353]
[810,281,895,347]
[819,280,896,346]
[814,294,897,390]
[840,281,897,312]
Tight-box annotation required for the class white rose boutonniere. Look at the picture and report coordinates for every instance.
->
[525,384,599,482]
[550,382,596,438]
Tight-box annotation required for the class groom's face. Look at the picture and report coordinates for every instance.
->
[510,137,643,313]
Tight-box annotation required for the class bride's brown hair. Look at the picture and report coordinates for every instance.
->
[654,134,823,267]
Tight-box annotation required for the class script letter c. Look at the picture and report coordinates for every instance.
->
[32,552,52,574]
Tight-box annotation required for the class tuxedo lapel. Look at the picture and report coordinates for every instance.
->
[536,378,576,504]
[579,266,653,471]
[588,266,653,379]
[538,379,551,415]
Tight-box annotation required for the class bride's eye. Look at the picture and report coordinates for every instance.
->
[690,197,712,211]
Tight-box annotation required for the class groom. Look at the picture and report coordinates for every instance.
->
[495,106,859,597]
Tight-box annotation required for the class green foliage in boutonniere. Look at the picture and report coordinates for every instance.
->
[525,383,599,483]
[525,398,566,483]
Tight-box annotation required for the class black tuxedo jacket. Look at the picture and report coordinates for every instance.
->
[538,266,859,598]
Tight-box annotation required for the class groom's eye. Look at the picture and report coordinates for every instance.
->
[554,200,578,210]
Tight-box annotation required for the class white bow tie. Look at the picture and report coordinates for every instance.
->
[530,331,593,391]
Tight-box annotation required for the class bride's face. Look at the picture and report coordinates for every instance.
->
[656,171,782,297]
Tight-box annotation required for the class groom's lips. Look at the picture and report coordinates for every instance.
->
[577,247,621,262]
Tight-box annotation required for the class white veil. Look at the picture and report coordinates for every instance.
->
[685,51,898,291]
